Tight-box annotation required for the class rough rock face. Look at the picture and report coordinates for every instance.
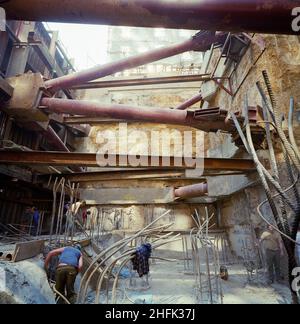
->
[0,292,18,304]
[208,34,300,153]
[0,257,55,304]
[208,35,300,259]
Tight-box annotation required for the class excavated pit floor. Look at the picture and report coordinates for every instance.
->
[131,262,292,305]
[88,260,292,305]
[0,240,294,304]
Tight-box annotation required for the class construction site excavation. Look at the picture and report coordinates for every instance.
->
[0,0,300,307]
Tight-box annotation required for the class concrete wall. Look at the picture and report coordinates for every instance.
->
[87,204,216,258]
[87,204,215,233]
[220,188,263,260]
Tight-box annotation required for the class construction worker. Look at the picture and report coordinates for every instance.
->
[259,225,285,285]
[44,244,83,304]
[65,200,87,236]
[71,200,87,228]
[32,207,40,236]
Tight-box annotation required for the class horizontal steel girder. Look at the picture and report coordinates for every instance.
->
[0,151,256,171]
[2,0,299,35]
[176,93,203,110]
[39,170,247,181]
[68,74,212,90]
[47,170,187,182]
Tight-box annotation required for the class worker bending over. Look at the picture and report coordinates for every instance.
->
[45,244,83,304]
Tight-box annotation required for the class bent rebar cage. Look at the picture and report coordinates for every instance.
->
[192,234,224,304]
[189,208,223,304]
[77,210,183,304]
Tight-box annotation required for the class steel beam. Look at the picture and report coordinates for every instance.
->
[6,43,30,78]
[31,43,65,79]
[63,117,134,125]
[2,0,299,35]
[0,165,33,183]
[69,74,212,90]
[0,151,256,172]
[175,183,208,198]
[176,93,203,110]
[39,170,247,182]
[63,117,247,129]
[42,126,70,152]
[41,97,193,126]
[45,31,226,91]
[42,127,84,172]
[40,98,239,133]
[52,169,186,182]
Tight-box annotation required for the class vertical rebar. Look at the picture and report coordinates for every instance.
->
[49,177,58,246]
